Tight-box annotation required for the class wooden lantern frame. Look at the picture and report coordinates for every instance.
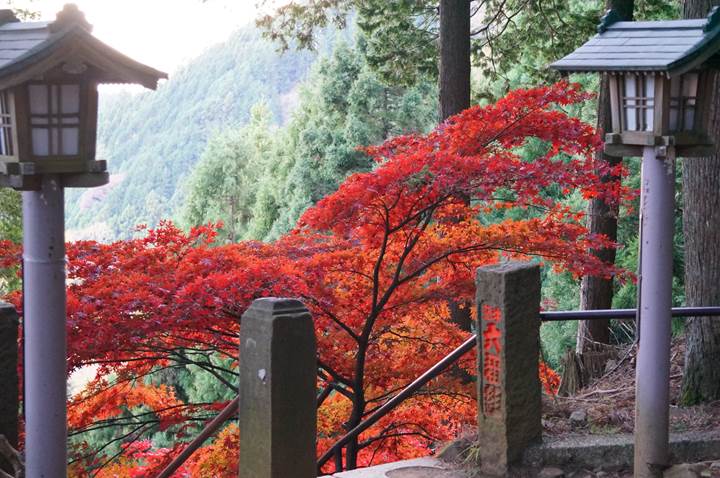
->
[604,70,716,157]
[0,76,100,177]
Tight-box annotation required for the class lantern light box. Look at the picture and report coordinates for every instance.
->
[551,7,720,157]
[0,4,167,190]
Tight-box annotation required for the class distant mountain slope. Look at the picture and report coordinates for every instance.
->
[65,24,320,239]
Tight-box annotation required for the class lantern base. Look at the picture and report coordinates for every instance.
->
[604,133,714,158]
[0,158,109,190]
[605,143,715,158]
[1,158,107,176]
[0,171,109,190]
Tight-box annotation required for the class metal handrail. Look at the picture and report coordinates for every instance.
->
[316,335,477,473]
[539,306,720,321]
[156,396,239,478]
[318,305,720,472]
[153,306,720,476]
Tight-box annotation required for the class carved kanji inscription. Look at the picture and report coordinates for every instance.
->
[481,304,503,417]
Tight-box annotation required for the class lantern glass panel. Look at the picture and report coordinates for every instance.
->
[622,74,655,132]
[669,72,698,132]
[0,90,14,156]
[28,83,81,157]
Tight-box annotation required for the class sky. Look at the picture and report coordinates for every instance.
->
[10,0,273,74]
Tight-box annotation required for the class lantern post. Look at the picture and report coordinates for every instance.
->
[22,174,67,474]
[552,8,720,477]
[0,5,166,476]
[635,143,675,475]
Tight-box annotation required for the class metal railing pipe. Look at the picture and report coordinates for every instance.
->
[316,334,477,472]
[539,306,720,321]
[155,397,239,478]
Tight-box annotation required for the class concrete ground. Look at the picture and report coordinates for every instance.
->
[320,457,471,478]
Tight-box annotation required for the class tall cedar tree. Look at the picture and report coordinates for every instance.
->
[681,0,720,404]
[576,0,634,354]
[258,1,472,118]
[439,0,471,119]
[438,1,473,329]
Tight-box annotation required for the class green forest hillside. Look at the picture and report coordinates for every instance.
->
[65,25,323,239]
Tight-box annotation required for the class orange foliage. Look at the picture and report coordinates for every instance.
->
[540,361,561,396]
[184,424,239,477]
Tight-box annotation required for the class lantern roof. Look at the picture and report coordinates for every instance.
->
[551,7,720,77]
[0,4,167,90]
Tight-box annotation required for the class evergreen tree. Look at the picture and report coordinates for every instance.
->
[680,0,720,404]
[258,40,438,239]
[182,103,275,243]
[181,40,438,242]
[65,25,320,239]
[0,190,20,243]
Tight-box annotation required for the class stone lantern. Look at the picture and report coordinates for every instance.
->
[0,4,166,190]
[551,8,720,478]
[0,5,166,478]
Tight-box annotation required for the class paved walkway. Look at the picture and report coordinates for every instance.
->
[320,457,470,478]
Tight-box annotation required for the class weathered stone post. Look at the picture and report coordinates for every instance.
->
[0,302,19,474]
[239,298,317,478]
[476,262,542,476]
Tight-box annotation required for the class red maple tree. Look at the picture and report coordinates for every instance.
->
[0,82,626,477]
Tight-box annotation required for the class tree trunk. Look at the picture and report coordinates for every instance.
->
[577,77,618,351]
[576,0,634,354]
[343,380,364,469]
[439,0,471,121]
[439,1,473,331]
[680,0,720,406]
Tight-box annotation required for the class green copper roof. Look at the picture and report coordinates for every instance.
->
[551,7,720,77]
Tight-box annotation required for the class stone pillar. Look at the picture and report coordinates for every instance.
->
[239,298,317,478]
[0,302,19,475]
[476,262,542,476]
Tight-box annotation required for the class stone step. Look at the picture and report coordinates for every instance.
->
[523,429,720,469]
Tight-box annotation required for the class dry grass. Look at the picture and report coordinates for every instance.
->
[543,337,720,436]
